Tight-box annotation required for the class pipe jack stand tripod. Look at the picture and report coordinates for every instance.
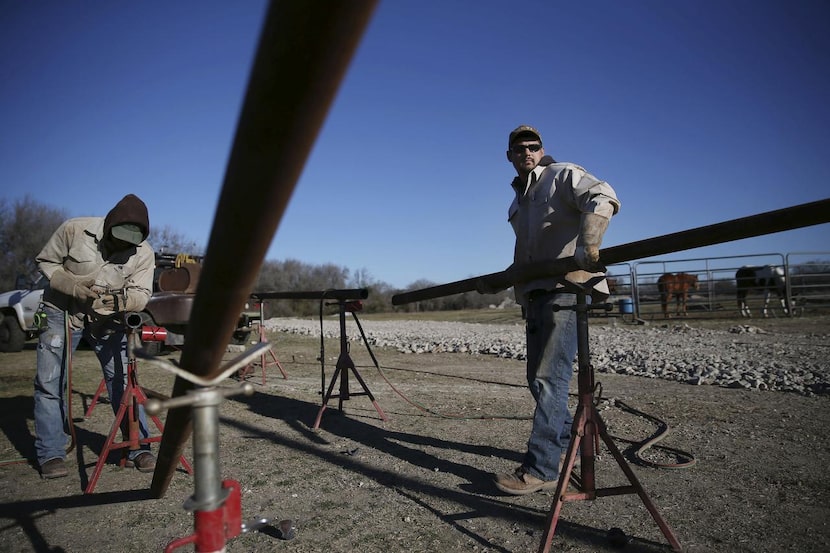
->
[85,325,192,494]
[312,299,387,430]
[538,285,682,553]
[254,300,287,383]
[143,343,296,553]
[237,300,288,383]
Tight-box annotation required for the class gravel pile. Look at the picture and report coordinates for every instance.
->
[263,317,830,396]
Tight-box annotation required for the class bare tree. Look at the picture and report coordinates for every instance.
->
[254,259,351,317]
[250,259,513,317]
[351,267,372,288]
[148,224,202,256]
[0,196,66,289]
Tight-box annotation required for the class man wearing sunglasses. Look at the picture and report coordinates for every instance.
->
[494,125,620,495]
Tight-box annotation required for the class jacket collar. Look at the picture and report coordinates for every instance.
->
[511,163,547,196]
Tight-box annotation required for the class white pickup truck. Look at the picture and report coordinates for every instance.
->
[0,274,46,352]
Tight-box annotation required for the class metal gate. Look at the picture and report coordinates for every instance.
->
[605,251,830,320]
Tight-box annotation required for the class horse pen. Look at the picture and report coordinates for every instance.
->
[605,252,830,322]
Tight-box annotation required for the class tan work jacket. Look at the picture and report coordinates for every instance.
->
[37,217,154,329]
[509,161,620,308]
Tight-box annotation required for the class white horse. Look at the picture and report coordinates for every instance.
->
[735,265,789,318]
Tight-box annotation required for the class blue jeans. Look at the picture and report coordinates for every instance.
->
[522,291,579,481]
[34,305,150,465]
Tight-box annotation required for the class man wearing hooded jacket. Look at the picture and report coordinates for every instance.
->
[34,194,156,479]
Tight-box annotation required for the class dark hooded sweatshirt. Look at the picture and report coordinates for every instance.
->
[37,195,155,328]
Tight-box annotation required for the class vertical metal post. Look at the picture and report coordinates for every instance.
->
[190,390,224,512]
[338,301,350,406]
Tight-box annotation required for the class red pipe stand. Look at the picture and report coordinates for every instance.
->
[163,479,243,553]
[84,328,192,494]
[84,378,107,418]
[85,325,169,417]
[254,301,287,383]
[537,287,683,553]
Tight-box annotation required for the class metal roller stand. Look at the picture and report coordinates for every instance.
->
[143,344,295,553]
[312,298,387,430]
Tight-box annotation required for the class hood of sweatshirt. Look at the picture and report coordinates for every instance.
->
[103,194,150,242]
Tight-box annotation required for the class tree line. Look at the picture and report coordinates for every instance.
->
[0,197,513,317]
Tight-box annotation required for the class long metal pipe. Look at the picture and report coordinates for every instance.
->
[392,198,830,305]
[251,289,369,301]
[152,0,378,497]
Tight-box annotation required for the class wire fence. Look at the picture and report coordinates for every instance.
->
[605,251,830,320]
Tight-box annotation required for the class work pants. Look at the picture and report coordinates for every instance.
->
[34,304,150,465]
[522,291,579,481]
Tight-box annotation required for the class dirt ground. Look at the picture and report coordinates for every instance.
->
[1,316,829,553]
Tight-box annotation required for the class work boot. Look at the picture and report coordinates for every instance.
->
[494,466,558,495]
[126,451,156,473]
[40,458,68,479]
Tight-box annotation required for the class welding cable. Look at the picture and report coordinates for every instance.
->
[357,329,696,466]
[64,311,77,455]
[370,359,531,421]
[359,333,695,462]
[0,457,29,466]
[0,311,77,467]
[606,397,697,469]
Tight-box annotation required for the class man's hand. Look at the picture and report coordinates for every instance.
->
[49,268,100,303]
[574,245,604,272]
[92,294,118,315]
[575,213,610,272]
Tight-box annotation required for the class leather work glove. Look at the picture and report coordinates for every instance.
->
[574,212,610,272]
[92,294,118,316]
[119,291,147,313]
[92,290,145,314]
[49,268,99,303]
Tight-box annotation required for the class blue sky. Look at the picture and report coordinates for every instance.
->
[2,1,829,289]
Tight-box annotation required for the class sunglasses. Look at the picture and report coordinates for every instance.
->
[511,143,542,154]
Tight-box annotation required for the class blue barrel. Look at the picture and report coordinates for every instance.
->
[618,297,634,314]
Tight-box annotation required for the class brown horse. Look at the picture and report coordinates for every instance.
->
[657,273,699,317]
